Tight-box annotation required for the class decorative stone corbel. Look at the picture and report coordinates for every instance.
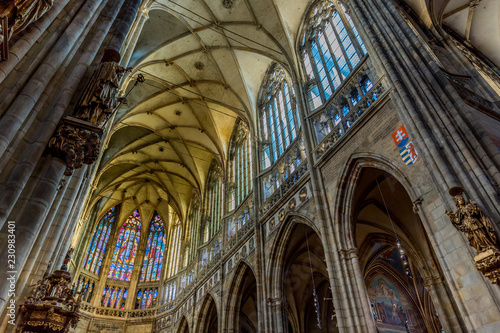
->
[446,187,500,285]
[48,117,102,176]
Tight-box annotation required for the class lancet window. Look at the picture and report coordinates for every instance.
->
[101,285,128,309]
[166,212,182,278]
[73,276,95,303]
[139,213,166,282]
[135,287,158,309]
[108,209,141,281]
[163,280,177,304]
[228,120,253,210]
[203,162,222,240]
[82,206,117,274]
[259,64,300,169]
[301,1,367,109]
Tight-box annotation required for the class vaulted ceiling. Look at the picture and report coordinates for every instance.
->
[88,0,499,221]
[403,0,500,66]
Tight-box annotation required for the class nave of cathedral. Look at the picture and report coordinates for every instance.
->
[1,0,500,332]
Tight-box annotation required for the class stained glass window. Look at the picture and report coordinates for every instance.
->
[101,285,128,309]
[259,64,300,168]
[83,206,116,274]
[162,281,177,304]
[301,1,367,109]
[136,288,158,309]
[229,120,253,210]
[108,210,141,281]
[139,213,166,282]
[167,216,182,278]
[203,161,222,241]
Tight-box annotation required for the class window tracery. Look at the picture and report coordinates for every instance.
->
[259,64,301,169]
[166,211,182,278]
[108,209,141,281]
[228,120,253,210]
[301,1,367,109]
[83,206,117,274]
[101,285,128,309]
[139,212,166,282]
[73,276,95,303]
[135,287,158,309]
[203,161,222,241]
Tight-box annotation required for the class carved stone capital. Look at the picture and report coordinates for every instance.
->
[48,117,102,176]
[339,247,358,259]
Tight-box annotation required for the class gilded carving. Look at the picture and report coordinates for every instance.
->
[446,187,500,285]
[48,117,102,176]
[18,251,81,332]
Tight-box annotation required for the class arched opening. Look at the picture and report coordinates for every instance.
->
[353,167,443,332]
[281,223,338,333]
[198,294,218,333]
[177,315,189,333]
[226,263,259,333]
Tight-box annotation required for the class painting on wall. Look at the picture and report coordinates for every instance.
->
[371,278,407,330]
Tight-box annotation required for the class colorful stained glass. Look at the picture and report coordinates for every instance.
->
[101,286,127,308]
[139,213,166,282]
[136,290,142,309]
[141,290,148,309]
[102,286,110,307]
[108,209,141,281]
[121,289,128,309]
[83,207,116,274]
[87,283,94,302]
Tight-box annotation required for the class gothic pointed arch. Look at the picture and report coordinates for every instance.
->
[225,261,260,333]
[196,293,218,333]
[267,217,337,332]
[177,315,189,333]
[82,205,119,274]
[139,211,166,282]
[298,0,368,110]
[257,63,301,169]
[336,156,462,331]
[108,209,142,281]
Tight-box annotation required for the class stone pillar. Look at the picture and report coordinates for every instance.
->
[267,297,284,333]
[0,0,127,231]
[0,155,66,313]
[346,0,500,329]
[108,0,142,54]
[338,248,376,333]
[120,8,149,68]
[0,0,106,162]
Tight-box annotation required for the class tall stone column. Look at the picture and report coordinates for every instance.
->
[267,297,284,333]
[120,8,149,68]
[0,155,66,313]
[346,0,500,330]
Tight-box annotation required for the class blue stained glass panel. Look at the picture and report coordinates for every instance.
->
[84,207,116,274]
[108,210,141,281]
[139,213,166,282]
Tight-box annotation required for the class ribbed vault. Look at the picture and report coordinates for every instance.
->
[403,0,500,66]
[89,0,313,220]
[86,0,500,221]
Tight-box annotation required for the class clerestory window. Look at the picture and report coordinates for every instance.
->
[301,1,367,110]
[259,64,301,169]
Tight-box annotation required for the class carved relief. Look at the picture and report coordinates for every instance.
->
[446,187,500,285]
[48,117,102,176]
[19,254,81,332]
